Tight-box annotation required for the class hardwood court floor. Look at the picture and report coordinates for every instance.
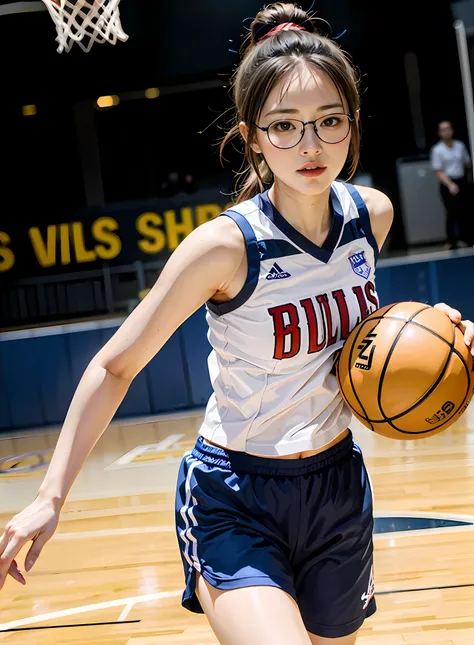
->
[1,402,474,645]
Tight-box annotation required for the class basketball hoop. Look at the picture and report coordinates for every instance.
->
[41,0,128,53]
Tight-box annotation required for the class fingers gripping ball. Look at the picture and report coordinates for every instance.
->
[336,302,474,440]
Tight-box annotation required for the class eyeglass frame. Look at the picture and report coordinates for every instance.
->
[253,113,355,149]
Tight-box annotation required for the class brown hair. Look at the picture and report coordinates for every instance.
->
[220,2,362,203]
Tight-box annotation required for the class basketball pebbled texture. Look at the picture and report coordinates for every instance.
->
[336,302,474,440]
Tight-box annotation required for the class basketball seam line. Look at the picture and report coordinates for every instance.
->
[382,322,471,425]
[372,313,472,434]
[345,303,400,430]
[380,314,454,425]
[376,306,432,430]
[364,314,464,358]
[342,305,473,435]
[389,350,473,433]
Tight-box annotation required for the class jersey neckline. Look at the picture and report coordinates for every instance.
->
[255,185,344,263]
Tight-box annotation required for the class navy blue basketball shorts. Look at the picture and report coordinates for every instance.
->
[175,430,376,639]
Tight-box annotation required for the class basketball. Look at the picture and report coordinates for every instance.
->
[336,302,474,440]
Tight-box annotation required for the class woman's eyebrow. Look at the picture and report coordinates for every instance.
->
[264,103,344,118]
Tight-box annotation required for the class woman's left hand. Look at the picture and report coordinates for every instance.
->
[434,303,474,357]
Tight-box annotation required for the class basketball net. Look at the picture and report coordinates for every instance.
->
[41,0,128,53]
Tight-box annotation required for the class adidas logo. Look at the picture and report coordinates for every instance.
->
[265,262,291,280]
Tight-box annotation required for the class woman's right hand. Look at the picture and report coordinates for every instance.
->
[0,496,61,591]
[448,182,460,196]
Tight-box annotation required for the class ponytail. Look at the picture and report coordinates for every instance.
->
[219,123,273,204]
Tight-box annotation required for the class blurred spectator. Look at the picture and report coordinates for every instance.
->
[183,173,197,194]
[158,170,197,197]
[430,121,473,249]
[159,170,180,197]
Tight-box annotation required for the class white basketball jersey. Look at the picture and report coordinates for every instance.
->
[199,181,380,456]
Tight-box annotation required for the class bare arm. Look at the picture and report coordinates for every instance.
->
[354,185,394,252]
[38,216,244,506]
[435,170,457,190]
[0,216,245,589]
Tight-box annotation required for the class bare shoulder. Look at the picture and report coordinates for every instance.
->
[202,213,247,251]
[168,213,246,270]
[353,185,394,250]
[354,185,393,213]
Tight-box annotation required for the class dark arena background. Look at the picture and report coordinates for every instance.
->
[0,1,473,643]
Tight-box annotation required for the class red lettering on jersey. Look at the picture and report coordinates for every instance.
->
[365,280,379,311]
[332,289,351,340]
[300,298,325,353]
[316,294,337,347]
[268,304,301,360]
[352,285,369,321]
[269,283,379,359]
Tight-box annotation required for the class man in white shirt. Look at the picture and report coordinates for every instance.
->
[430,121,473,249]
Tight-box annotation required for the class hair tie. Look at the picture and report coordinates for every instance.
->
[257,22,306,42]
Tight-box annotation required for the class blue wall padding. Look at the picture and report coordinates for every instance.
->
[1,254,471,431]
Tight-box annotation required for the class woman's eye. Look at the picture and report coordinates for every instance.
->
[274,121,295,132]
[322,117,340,127]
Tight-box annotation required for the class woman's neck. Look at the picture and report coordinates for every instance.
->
[268,181,333,246]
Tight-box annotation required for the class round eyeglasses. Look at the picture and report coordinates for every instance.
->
[253,113,354,149]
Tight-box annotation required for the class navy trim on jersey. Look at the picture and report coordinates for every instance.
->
[257,239,303,261]
[343,183,380,262]
[339,217,365,248]
[253,187,344,264]
[206,210,260,316]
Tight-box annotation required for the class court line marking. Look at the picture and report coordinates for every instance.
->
[372,510,474,540]
[0,407,204,442]
[373,525,474,540]
[368,459,474,474]
[105,434,186,470]
[365,444,474,457]
[4,620,140,632]
[53,525,174,539]
[377,582,474,595]
[0,589,182,632]
[2,516,474,631]
[56,505,174,522]
[53,523,474,542]
[118,602,135,622]
[49,511,474,541]
[374,510,474,522]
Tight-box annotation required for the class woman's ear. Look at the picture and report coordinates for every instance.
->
[239,121,263,154]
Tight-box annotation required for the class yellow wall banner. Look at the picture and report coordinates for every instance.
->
[1,189,233,279]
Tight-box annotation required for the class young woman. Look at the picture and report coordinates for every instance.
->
[1,3,473,645]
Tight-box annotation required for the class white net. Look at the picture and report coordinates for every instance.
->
[41,0,128,53]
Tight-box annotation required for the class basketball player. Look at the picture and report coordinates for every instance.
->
[1,4,473,645]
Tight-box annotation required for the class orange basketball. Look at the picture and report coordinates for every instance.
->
[336,302,474,440]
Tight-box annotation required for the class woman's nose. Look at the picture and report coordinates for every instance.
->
[300,123,322,154]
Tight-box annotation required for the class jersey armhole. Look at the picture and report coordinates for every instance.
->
[206,210,260,316]
[343,183,380,263]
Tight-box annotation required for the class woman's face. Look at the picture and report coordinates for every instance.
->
[242,64,354,196]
